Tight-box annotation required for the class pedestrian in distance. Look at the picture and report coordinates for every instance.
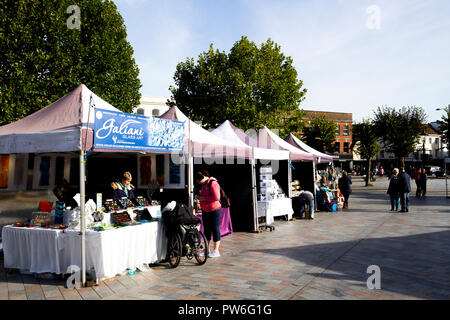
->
[398,167,411,213]
[418,169,428,197]
[387,168,401,211]
[413,168,422,197]
[338,171,352,209]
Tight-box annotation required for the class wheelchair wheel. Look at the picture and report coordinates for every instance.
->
[193,230,208,265]
[168,232,182,268]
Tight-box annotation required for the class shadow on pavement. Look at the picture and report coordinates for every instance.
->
[251,230,450,299]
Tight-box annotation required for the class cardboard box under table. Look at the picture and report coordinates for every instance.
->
[2,221,167,280]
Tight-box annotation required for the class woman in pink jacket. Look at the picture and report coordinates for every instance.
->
[194,170,222,257]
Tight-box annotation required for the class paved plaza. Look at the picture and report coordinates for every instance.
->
[0,177,449,300]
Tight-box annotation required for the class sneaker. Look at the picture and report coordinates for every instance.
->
[209,250,221,258]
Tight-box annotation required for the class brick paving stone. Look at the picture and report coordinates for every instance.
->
[178,294,205,300]
[92,282,115,299]
[0,278,8,299]
[103,278,127,295]
[116,275,138,289]
[24,284,45,300]
[41,284,64,299]
[77,287,101,300]
[58,286,83,300]
[8,291,27,300]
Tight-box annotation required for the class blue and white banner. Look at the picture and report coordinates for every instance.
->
[94,109,184,152]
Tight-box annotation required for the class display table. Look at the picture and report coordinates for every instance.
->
[2,221,167,280]
[195,208,233,237]
[257,198,294,225]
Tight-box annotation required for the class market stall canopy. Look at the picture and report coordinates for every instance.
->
[159,106,252,158]
[284,133,336,163]
[0,84,120,154]
[211,121,290,160]
[256,127,314,161]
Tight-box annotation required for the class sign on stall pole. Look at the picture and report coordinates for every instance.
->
[94,108,184,152]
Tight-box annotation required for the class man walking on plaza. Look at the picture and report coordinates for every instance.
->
[398,167,411,212]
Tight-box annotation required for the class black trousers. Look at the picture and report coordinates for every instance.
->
[342,192,350,207]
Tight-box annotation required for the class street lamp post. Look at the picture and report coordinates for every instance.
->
[422,138,426,168]
[420,133,427,169]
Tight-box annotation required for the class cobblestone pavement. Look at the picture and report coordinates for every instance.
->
[1,179,449,300]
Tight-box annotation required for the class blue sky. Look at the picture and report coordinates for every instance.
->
[114,0,450,123]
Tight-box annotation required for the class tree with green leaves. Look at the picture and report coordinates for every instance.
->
[0,0,141,126]
[372,106,427,168]
[436,105,449,157]
[351,120,381,186]
[301,114,336,153]
[169,36,307,135]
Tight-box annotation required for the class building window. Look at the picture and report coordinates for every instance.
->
[136,108,145,115]
[334,142,340,153]
[343,142,350,153]
[335,125,340,136]
[152,109,160,117]
[343,125,350,136]
[435,138,440,145]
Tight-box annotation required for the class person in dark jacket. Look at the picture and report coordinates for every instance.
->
[338,171,352,209]
[111,171,136,201]
[417,170,428,197]
[387,168,401,211]
[398,167,411,212]
[413,168,422,197]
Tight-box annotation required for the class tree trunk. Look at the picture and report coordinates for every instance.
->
[366,158,371,187]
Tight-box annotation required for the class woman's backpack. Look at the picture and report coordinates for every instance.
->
[208,179,230,208]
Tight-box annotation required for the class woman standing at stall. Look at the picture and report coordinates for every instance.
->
[194,170,222,258]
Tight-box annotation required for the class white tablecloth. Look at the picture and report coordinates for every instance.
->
[2,227,65,274]
[257,198,294,225]
[2,222,167,279]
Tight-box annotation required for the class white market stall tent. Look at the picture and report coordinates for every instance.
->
[0,84,184,285]
[0,84,119,154]
[211,120,291,230]
[284,133,336,164]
